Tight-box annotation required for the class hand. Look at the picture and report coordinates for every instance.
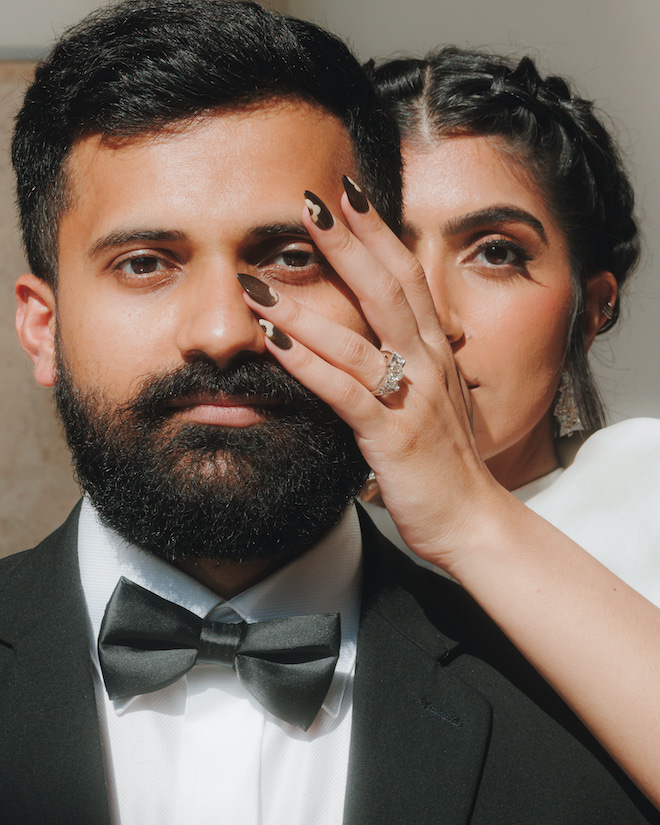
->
[240,178,502,570]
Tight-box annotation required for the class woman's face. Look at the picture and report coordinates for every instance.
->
[402,134,575,490]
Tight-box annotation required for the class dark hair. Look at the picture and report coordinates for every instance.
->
[369,47,640,431]
[12,0,401,290]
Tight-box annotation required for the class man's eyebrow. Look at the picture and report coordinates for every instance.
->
[444,206,547,242]
[87,229,187,259]
[87,222,312,260]
[248,222,311,240]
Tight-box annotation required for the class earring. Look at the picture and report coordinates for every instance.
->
[554,370,581,438]
[602,301,614,320]
[360,471,383,505]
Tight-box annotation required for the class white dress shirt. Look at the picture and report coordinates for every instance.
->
[78,498,363,825]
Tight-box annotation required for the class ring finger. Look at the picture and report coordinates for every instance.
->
[237,272,405,399]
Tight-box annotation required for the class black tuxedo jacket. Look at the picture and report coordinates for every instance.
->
[0,503,657,824]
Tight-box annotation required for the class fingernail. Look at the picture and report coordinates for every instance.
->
[342,175,369,213]
[304,190,334,230]
[259,319,292,349]
[237,272,279,306]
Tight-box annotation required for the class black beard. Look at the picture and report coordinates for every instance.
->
[54,350,369,565]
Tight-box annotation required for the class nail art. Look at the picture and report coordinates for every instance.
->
[304,190,334,230]
[237,272,279,306]
[259,319,292,349]
[342,175,369,213]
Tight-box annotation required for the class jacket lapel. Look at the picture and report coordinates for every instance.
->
[0,503,112,825]
[1,504,492,824]
[344,511,493,825]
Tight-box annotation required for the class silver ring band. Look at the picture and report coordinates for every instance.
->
[371,351,405,397]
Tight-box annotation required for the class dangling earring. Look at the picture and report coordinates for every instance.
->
[553,370,581,438]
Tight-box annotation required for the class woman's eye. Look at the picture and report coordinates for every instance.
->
[117,256,165,276]
[473,241,530,268]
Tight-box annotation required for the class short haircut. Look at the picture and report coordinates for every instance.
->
[12,0,401,288]
[370,47,641,431]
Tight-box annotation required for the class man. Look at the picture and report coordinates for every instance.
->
[1,2,656,823]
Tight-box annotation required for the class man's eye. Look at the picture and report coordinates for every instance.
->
[118,256,164,275]
[270,248,318,268]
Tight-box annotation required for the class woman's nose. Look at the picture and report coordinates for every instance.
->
[434,296,464,345]
[418,257,465,345]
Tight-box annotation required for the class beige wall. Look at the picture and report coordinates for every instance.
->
[0,64,80,558]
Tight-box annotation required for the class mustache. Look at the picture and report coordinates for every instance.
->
[122,356,330,423]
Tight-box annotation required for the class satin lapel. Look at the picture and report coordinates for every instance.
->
[0,503,112,825]
[344,512,492,825]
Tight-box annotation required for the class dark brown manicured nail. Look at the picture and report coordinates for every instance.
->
[237,272,279,306]
[304,190,334,230]
[259,319,292,349]
[342,175,369,213]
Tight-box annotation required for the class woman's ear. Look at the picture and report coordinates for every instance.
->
[583,270,617,350]
[15,273,57,387]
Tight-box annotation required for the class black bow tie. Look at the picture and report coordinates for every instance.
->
[98,577,341,731]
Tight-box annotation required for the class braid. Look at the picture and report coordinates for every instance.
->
[369,46,640,430]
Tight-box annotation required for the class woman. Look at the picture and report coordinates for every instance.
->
[365,47,660,603]
[238,49,660,805]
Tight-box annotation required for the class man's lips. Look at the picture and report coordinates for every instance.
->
[167,394,280,427]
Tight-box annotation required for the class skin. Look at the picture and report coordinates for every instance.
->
[14,99,371,597]
[14,98,659,804]
[240,142,658,806]
[402,135,613,491]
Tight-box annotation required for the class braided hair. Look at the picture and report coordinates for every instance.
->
[369,47,640,431]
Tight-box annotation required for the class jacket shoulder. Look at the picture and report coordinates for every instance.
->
[354,509,660,823]
[0,502,83,635]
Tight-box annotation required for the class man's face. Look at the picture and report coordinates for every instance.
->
[56,101,368,404]
[22,101,372,563]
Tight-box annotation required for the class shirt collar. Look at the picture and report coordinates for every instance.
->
[78,497,362,719]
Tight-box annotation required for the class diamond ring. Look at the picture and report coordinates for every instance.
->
[370,351,405,397]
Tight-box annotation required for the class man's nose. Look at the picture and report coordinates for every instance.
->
[174,267,267,367]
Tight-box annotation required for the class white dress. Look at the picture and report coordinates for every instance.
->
[361,418,660,605]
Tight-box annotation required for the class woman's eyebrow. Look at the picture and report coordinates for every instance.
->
[444,206,547,242]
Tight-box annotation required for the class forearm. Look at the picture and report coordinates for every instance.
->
[439,490,660,807]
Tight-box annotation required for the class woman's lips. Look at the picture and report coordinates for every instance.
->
[168,395,279,427]
[456,368,479,390]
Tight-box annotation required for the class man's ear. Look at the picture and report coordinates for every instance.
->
[583,270,618,350]
[15,273,57,387]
